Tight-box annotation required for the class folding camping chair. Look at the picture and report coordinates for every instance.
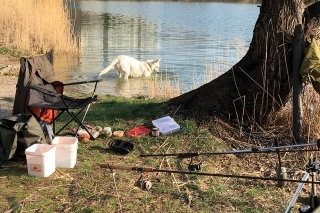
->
[13,51,102,140]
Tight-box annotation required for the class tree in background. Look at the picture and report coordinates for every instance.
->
[169,0,320,137]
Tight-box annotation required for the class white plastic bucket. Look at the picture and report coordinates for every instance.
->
[25,144,56,177]
[52,136,78,168]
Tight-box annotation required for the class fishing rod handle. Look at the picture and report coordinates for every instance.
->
[99,163,154,172]
[140,152,200,158]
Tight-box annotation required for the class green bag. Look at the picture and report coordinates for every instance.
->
[299,37,320,94]
[0,113,47,167]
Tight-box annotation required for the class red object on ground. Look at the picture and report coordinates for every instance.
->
[125,126,151,137]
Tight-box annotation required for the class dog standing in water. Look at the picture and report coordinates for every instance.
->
[99,55,161,79]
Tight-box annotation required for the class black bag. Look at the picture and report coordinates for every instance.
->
[0,113,47,167]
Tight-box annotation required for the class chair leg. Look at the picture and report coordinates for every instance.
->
[54,109,84,135]
[54,108,97,140]
[69,111,97,140]
[51,109,68,134]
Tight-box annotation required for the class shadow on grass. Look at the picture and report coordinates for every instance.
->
[0,97,14,119]
[90,144,130,156]
[0,160,28,176]
[85,96,167,123]
[1,96,14,102]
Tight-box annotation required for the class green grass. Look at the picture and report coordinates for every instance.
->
[0,46,33,58]
[0,95,300,212]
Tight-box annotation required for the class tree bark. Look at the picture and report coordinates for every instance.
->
[168,0,320,127]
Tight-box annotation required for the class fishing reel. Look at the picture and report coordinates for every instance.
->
[188,157,202,171]
[134,173,152,190]
[299,205,313,213]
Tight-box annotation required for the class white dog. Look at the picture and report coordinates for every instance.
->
[99,55,161,79]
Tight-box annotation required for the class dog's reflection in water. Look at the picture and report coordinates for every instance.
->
[115,77,149,97]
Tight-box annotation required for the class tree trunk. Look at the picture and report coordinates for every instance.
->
[168,0,320,128]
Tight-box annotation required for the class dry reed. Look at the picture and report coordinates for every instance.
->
[265,83,320,164]
[149,38,245,99]
[0,0,80,55]
[301,83,320,142]
[147,77,181,99]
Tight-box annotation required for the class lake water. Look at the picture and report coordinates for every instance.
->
[55,0,261,97]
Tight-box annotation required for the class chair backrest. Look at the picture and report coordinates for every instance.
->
[27,73,64,124]
[13,51,59,123]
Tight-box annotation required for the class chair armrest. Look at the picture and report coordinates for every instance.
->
[63,79,103,86]
[30,85,61,97]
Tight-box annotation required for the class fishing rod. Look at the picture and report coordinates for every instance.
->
[99,163,320,185]
[139,139,320,158]
[100,157,320,212]
[103,139,320,212]
[139,139,320,184]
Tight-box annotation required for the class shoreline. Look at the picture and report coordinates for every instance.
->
[0,76,17,119]
[0,55,20,119]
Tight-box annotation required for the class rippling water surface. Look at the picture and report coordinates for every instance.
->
[55,0,260,96]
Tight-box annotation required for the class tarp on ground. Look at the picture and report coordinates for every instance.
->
[0,113,46,167]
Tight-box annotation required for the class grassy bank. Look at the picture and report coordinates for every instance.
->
[0,0,79,56]
[1,1,320,212]
[0,95,308,213]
